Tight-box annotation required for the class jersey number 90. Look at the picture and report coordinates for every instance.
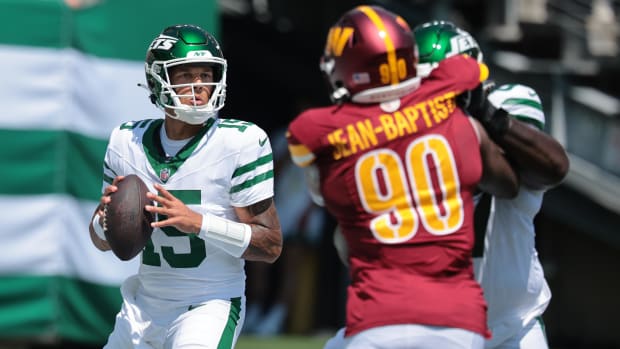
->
[356,134,464,243]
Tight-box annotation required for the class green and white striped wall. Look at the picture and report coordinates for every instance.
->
[0,0,219,344]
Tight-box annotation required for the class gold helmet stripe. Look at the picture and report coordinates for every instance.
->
[357,6,399,85]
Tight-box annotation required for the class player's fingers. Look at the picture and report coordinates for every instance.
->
[150,220,166,229]
[103,185,118,196]
[145,203,167,215]
[101,196,112,206]
[146,192,170,207]
[149,215,181,229]
[145,204,184,219]
[111,175,125,185]
[153,183,176,201]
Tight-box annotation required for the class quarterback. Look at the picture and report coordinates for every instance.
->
[88,24,282,349]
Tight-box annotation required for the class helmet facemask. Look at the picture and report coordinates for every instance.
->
[147,57,227,125]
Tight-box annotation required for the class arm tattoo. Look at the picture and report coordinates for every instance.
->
[247,198,273,216]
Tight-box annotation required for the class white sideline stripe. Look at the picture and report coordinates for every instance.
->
[0,195,139,286]
[0,44,160,139]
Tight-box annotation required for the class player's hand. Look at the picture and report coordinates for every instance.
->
[458,79,496,119]
[145,183,203,234]
[99,175,125,210]
[463,81,511,138]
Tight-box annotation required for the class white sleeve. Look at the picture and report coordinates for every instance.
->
[229,125,275,206]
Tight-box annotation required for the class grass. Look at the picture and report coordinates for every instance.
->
[235,334,331,349]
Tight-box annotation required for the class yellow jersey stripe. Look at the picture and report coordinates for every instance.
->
[288,143,315,167]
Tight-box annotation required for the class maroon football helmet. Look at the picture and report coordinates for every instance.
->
[320,5,420,104]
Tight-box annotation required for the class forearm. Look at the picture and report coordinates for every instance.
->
[472,83,570,190]
[493,118,569,190]
[226,200,282,263]
[145,185,282,263]
[241,224,283,263]
[472,118,519,199]
[198,211,282,263]
[240,202,282,263]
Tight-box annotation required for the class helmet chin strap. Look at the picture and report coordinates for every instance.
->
[165,109,217,125]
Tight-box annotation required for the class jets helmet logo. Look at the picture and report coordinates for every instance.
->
[149,35,178,50]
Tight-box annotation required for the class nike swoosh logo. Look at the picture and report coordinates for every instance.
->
[259,137,267,147]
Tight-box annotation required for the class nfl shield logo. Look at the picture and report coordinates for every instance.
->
[159,168,170,182]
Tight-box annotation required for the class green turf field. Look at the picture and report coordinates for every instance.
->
[235,335,331,349]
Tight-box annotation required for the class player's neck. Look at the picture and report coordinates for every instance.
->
[163,117,204,140]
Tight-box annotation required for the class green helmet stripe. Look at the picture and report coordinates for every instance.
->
[500,98,542,111]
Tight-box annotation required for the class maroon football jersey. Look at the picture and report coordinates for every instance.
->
[287,54,490,338]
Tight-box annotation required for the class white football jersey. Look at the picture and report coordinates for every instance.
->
[474,188,551,347]
[101,117,274,317]
[473,83,552,348]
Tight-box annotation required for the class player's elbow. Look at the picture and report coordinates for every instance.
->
[523,151,570,190]
[538,140,571,187]
[263,239,283,264]
[550,152,570,185]
[264,229,284,264]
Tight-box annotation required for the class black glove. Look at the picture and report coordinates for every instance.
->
[458,79,496,117]
[478,99,511,138]
[460,80,510,138]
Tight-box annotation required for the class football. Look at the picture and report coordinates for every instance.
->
[104,174,154,261]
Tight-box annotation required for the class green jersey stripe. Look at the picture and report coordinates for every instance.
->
[103,161,118,184]
[232,154,273,178]
[103,173,114,185]
[229,170,274,194]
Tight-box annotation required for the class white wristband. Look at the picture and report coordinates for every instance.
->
[92,214,107,241]
[198,213,252,258]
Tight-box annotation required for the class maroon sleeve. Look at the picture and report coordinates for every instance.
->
[427,54,486,93]
[286,108,331,167]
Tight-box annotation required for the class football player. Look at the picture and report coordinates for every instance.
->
[287,6,520,349]
[413,20,570,349]
[88,24,282,349]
